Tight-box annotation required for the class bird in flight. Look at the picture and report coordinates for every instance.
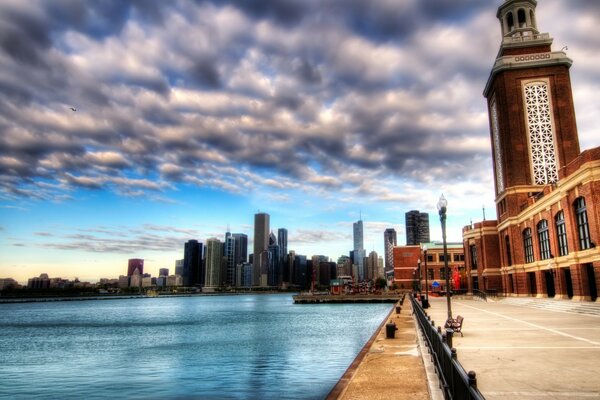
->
[69,107,77,112]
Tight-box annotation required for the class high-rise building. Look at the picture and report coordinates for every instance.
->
[232,233,248,266]
[224,232,235,286]
[405,211,430,245]
[127,259,144,276]
[175,259,184,276]
[204,238,222,288]
[353,219,364,251]
[253,212,270,287]
[268,232,280,287]
[383,228,397,273]
[460,0,600,301]
[277,228,288,267]
[183,240,203,287]
[366,251,379,281]
[159,268,169,277]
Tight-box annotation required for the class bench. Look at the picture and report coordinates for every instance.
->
[444,315,464,337]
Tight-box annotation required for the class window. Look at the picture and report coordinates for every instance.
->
[427,255,434,262]
[440,267,447,280]
[575,197,591,250]
[453,254,464,262]
[555,211,568,256]
[439,254,446,262]
[523,228,534,263]
[427,269,434,280]
[470,245,478,269]
[537,220,551,260]
[505,235,512,266]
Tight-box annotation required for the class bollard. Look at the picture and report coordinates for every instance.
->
[451,348,457,360]
[385,320,398,339]
[395,305,401,314]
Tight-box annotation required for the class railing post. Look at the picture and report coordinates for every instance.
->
[446,328,454,349]
[468,371,477,387]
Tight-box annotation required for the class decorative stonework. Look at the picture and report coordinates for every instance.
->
[490,98,505,193]
[523,80,558,185]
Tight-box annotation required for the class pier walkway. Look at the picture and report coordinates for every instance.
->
[424,296,600,399]
[328,298,439,400]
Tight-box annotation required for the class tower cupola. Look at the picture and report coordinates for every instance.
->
[498,0,539,39]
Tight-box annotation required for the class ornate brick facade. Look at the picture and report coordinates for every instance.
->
[465,0,600,301]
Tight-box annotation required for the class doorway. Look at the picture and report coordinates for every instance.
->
[564,268,574,299]
[586,263,598,301]
[473,276,479,291]
[528,272,537,296]
[544,270,555,298]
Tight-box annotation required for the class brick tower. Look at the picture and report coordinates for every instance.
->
[484,0,580,223]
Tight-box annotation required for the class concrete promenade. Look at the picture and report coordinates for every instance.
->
[424,296,600,399]
[329,298,434,400]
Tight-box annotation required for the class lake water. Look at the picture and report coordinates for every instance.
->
[0,294,392,399]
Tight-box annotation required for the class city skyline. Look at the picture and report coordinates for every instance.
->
[1,1,599,283]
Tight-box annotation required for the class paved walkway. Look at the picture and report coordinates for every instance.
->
[330,299,433,400]
[424,296,600,399]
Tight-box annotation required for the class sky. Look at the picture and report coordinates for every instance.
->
[1,0,599,284]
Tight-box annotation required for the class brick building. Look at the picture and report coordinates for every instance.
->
[393,242,465,293]
[463,0,599,301]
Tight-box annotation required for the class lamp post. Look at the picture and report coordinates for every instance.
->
[421,244,429,308]
[417,259,422,295]
[438,194,452,322]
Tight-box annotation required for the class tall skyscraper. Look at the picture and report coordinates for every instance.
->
[175,259,184,276]
[353,219,364,251]
[405,211,430,245]
[253,212,270,287]
[277,228,288,265]
[183,240,204,287]
[204,238,222,288]
[232,233,248,266]
[127,259,144,276]
[224,232,235,286]
[383,228,397,273]
[268,232,280,287]
[352,218,365,280]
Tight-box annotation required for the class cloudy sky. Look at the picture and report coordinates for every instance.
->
[1,0,599,283]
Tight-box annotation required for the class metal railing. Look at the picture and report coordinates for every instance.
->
[411,295,485,400]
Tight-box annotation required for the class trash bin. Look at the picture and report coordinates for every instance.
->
[395,305,401,314]
[385,321,398,339]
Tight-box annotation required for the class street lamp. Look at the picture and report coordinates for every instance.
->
[421,244,429,308]
[417,258,422,295]
[438,194,453,322]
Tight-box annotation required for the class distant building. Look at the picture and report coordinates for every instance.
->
[383,228,397,273]
[353,218,366,280]
[366,251,379,281]
[28,273,50,289]
[118,275,130,288]
[205,238,223,288]
[268,231,280,287]
[175,259,184,276]
[166,275,183,287]
[278,228,288,267]
[183,240,203,287]
[0,278,19,290]
[127,259,144,276]
[159,268,169,277]
[253,213,270,287]
[405,211,430,245]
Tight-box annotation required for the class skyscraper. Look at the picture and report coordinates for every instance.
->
[204,238,222,288]
[253,212,270,287]
[224,232,235,286]
[127,259,144,276]
[183,240,204,287]
[352,218,365,280]
[405,211,430,245]
[268,232,280,287]
[277,228,288,265]
[383,228,397,273]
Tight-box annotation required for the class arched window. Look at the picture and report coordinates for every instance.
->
[574,197,591,250]
[523,228,534,263]
[555,211,568,256]
[505,235,512,266]
[518,9,527,28]
[537,220,551,260]
[507,12,515,32]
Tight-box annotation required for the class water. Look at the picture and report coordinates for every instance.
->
[0,294,392,399]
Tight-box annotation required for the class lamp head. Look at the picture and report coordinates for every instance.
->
[437,194,448,211]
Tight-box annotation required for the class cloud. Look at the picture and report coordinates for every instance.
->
[0,0,597,217]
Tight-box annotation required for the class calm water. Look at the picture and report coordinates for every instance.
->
[0,294,392,399]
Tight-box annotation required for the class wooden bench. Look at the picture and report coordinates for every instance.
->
[444,315,464,336]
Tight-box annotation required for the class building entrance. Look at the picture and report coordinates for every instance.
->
[473,276,479,291]
[544,270,555,298]
[564,268,574,299]
[528,272,537,296]
[586,263,598,301]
